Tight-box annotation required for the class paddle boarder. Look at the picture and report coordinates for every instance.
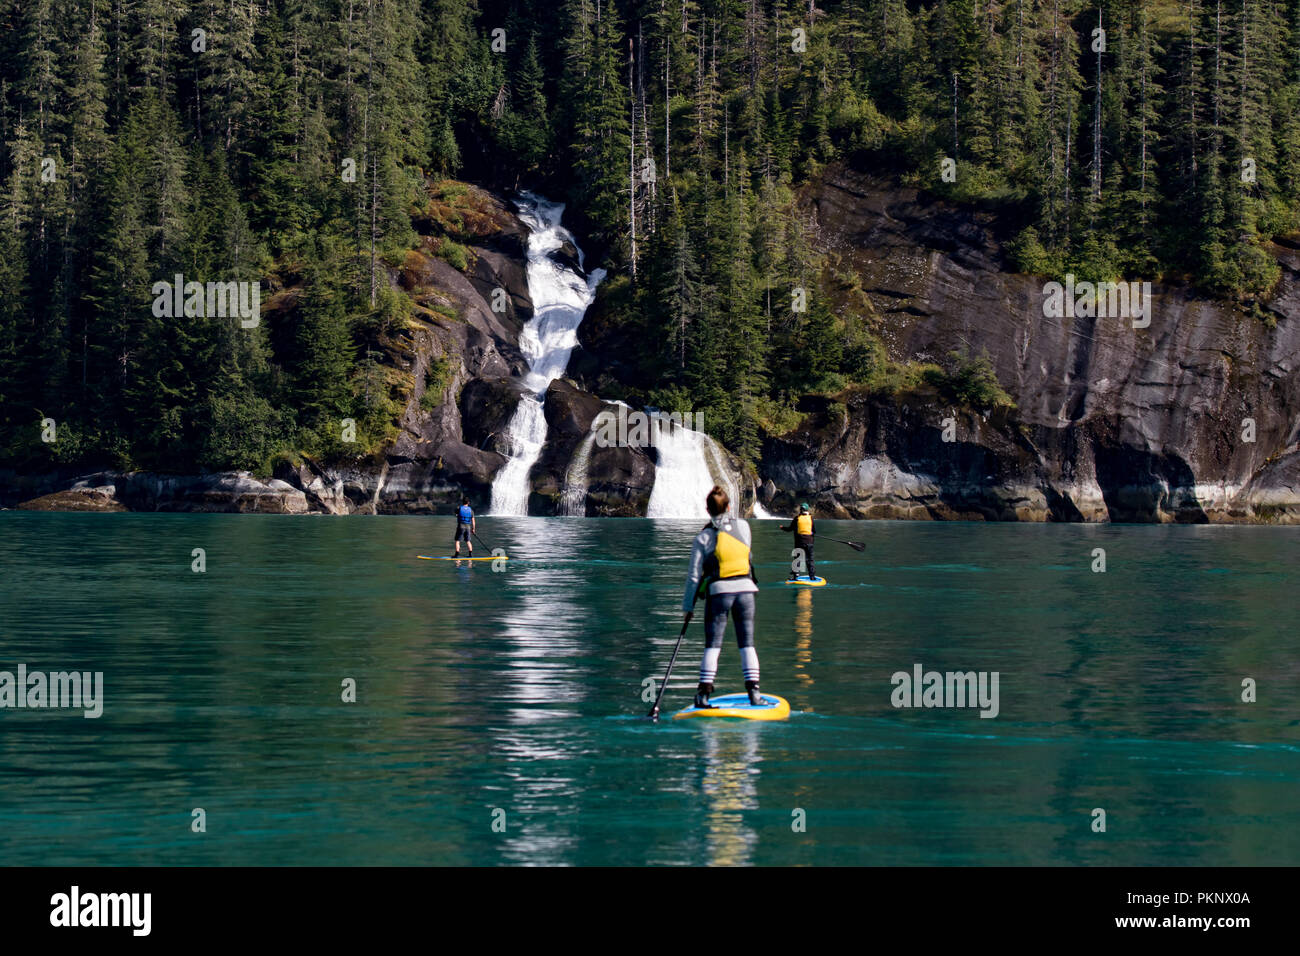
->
[453,496,475,558]
[781,502,816,581]
[680,485,763,708]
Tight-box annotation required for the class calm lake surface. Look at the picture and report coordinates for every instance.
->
[1,513,1297,866]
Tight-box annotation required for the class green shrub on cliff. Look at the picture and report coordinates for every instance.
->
[842,338,940,398]
[923,350,1016,410]
[754,397,805,437]
[437,240,470,273]
[422,358,452,411]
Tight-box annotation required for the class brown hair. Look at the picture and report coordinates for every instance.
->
[705,485,730,517]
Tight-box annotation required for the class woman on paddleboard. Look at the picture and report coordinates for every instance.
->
[453,496,475,557]
[681,486,763,708]
[780,502,816,581]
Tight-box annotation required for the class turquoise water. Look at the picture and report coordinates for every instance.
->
[0,514,1297,866]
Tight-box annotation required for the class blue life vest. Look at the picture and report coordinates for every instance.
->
[458,505,473,524]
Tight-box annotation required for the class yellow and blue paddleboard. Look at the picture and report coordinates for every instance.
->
[418,555,509,561]
[783,575,825,587]
[672,692,790,721]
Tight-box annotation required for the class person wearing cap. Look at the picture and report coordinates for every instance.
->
[780,503,816,581]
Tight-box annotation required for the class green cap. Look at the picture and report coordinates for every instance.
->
[799,502,810,512]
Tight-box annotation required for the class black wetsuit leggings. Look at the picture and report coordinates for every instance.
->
[699,592,759,685]
[794,536,815,579]
[704,592,757,648]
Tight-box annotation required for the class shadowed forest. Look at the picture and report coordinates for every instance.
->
[2,0,1297,471]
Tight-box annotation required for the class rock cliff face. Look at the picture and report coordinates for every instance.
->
[6,172,1297,521]
[260,184,540,516]
[762,166,1300,523]
[0,183,532,514]
[531,380,750,517]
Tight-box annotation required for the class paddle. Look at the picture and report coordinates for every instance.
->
[471,529,504,557]
[648,612,693,721]
[773,525,866,552]
[821,534,866,552]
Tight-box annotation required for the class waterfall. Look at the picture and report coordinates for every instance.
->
[490,193,605,515]
[646,418,741,519]
[559,428,596,517]
[700,431,741,515]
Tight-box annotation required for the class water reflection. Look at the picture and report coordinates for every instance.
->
[794,588,814,690]
[699,726,762,866]
[480,519,593,864]
[3,515,1297,866]
[490,519,594,718]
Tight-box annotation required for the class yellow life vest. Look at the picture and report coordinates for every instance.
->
[712,528,751,579]
[795,513,813,535]
[697,524,754,597]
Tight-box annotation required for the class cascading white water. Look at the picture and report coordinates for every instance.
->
[646,419,741,519]
[490,193,605,516]
[559,428,596,516]
[700,433,741,512]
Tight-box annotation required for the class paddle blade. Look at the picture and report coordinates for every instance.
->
[848,541,866,552]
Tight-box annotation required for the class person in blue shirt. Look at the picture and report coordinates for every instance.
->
[453,496,475,557]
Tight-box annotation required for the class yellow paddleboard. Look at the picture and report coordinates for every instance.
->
[418,555,509,561]
[672,692,791,721]
[783,576,826,587]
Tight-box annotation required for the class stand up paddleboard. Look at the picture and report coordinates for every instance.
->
[418,555,509,561]
[672,693,790,721]
[784,575,825,587]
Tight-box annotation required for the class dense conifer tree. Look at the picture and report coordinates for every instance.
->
[2,0,1298,471]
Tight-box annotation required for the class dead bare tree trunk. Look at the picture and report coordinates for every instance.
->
[629,36,638,280]
[1093,9,1102,203]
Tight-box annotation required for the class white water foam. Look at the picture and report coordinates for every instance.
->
[646,420,741,519]
[490,193,605,515]
[559,428,597,517]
